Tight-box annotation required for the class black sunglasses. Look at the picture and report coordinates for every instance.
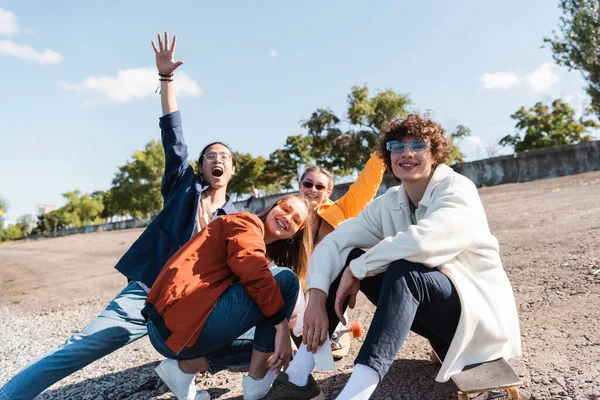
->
[301,181,328,192]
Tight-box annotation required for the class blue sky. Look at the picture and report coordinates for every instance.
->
[0,0,595,221]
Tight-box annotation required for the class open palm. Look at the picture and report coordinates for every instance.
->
[151,31,184,76]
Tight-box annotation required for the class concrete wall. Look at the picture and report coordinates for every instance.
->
[453,140,600,187]
[236,139,600,210]
[233,175,396,212]
[28,218,148,240]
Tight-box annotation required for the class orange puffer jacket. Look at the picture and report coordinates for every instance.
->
[142,213,286,353]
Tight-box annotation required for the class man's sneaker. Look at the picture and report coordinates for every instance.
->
[242,369,277,400]
[155,359,204,400]
[264,372,324,400]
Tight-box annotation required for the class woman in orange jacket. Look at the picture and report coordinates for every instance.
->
[142,194,313,400]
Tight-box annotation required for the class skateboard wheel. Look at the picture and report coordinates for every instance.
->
[349,321,362,337]
[506,386,520,399]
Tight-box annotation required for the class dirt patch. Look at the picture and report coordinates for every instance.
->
[1,171,599,399]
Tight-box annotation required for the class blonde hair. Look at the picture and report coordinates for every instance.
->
[257,194,313,280]
[299,166,334,190]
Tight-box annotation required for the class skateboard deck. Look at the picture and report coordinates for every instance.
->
[331,321,362,360]
[431,349,521,400]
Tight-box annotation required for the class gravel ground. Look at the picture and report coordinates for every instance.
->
[1,171,599,400]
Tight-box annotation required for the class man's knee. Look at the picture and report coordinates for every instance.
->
[385,259,425,299]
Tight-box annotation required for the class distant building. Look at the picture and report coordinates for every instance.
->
[34,204,57,224]
[1,219,16,228]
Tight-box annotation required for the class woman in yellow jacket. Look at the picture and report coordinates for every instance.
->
[299,152,386,245]
[293,152,386,357]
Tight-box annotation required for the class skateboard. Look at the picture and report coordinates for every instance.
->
[331,321,362,360]
[431,348,521,400]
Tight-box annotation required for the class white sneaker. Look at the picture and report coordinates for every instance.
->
[196,390,211,400]
[242,369,277,400]
[155,359,199,400]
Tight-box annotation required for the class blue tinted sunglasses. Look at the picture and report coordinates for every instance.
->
[386,140,430,153]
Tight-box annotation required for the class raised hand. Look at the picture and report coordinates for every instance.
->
[151,31,184,76]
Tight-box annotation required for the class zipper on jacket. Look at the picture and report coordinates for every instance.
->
[177,301,217,354]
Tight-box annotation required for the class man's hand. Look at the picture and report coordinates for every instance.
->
[151,31,184,76]
[335,267,360,326]
[302,289,329,354]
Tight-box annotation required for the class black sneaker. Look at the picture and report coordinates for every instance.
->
[264,372,324,400]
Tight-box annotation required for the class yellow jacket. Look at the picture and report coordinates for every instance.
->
[317,152,386,229]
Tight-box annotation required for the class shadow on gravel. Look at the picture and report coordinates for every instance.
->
[320,358,457,400]
[39,361,166,400]
[38,358,457,400]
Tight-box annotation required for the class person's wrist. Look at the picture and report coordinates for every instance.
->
[275,320,288,331]
[308,289,327,304]
[346,266,357,279]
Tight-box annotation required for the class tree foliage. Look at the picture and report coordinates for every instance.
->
[228,152,268,197]
[448,125,472,165]
[499,99,598,152]
[545,0,600,114]
[60,190,104,227]
[32,209,67,235]
[109,140,165,219]
[261,85,412,188]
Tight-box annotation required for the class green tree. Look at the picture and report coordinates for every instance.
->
[15,214,34,237]
[263,85,412,188]
[33,209,68,235]
[228,152,267,197]
[545,0,600,114]
[499,99,598,152]
[262,135,312,189]
[448,124,471,165]
[110,140,165,219]
[61,190,105,227]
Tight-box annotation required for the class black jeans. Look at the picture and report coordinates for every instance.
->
[326,248,461,380]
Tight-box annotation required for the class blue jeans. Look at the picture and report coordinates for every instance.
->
[326,249,461,380]
[0,281,148,400]
[148,267,299,363]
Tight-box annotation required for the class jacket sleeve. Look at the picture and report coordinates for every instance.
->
[225,216,287,325]
[319,152,386,228]
[306,194,386,295]
[159,110,192,202]
[349,178,474,279]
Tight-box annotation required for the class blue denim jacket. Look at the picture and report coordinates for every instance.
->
[114,111,238,288]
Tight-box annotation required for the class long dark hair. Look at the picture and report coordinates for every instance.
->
[257,194,313,280]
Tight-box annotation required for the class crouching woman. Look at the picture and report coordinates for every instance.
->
[142,194,312,400]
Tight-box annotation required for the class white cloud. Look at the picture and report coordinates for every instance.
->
[60,67,202,106]
[0,39,62,64]
[527,63,559,92]
[563,92,593,119]
[479,72,519,90]
[0,8,19,35]
[269,49,277,58]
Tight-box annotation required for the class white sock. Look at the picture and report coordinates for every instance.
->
[285,343,315,387]
[335,364,380,400]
